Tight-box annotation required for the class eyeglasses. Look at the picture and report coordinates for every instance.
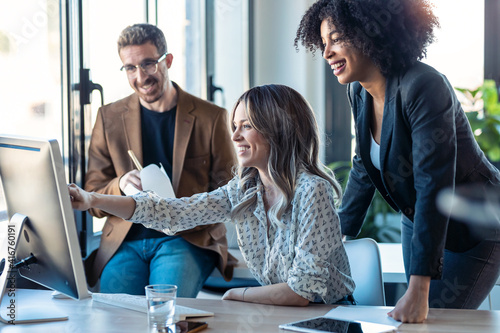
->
[120,52,168,77]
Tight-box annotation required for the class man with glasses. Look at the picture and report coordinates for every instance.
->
[84,23,236,296]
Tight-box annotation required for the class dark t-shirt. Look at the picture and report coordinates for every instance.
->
[125,104,177,241]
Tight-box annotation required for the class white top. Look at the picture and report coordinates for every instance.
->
[130,171,355,304]
[370,133,381,170]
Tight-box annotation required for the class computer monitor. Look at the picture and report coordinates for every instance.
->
[0,135,89,324]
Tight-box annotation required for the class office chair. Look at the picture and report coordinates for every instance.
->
[344,238,386,306]
[201,222,259,296]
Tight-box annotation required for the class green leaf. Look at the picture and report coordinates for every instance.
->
[488,103,500,116]
[465,111,482,131]
[487,148,500,162]
[327,161,352,190]
[481,79,500,114]
[455,86,481,99]
[457,80,500,163]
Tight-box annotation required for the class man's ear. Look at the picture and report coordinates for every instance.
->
[165,53,174,69]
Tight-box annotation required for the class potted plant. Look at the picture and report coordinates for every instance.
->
[455,79,500,165]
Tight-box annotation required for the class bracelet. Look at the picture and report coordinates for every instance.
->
[242,287,250,301]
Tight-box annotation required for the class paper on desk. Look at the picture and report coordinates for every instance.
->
[123,163,175,198]
[324,305,401,328]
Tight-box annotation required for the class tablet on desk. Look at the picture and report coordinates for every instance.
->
[279,316,396,333]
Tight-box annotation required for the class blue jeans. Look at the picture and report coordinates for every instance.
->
[100,236,218,297]
[401,216,500,309]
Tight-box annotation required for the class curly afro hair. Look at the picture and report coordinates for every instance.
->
[294,0,440,77]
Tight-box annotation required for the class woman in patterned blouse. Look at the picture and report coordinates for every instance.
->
[69,84,355,306]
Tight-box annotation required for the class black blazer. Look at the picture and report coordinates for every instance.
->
[339,61,500,279]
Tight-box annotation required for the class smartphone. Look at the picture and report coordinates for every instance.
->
[175,321,208,333]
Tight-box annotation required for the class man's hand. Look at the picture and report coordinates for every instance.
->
[119,169,142,193]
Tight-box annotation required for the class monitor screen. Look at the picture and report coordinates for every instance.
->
[0,135,89,323]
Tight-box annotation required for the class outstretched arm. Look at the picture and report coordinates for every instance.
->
[221,283,309,306]
[68,183,136,220]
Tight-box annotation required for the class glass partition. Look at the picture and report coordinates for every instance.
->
[0,0,62,222]
[84,1,147,235]
[0,0,62,142]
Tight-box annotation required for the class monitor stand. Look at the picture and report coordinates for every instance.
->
[0,213,68,324]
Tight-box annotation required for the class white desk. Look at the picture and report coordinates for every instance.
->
[1,289,500,332]
[378,243,500,286]
[378,243,406,284]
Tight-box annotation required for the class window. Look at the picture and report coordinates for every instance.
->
[423,0,484,90]
[0,0,63,142]
[0,0,63,221]
[85,1,147,238]
[211,0,250,108]
[157,0,204,97]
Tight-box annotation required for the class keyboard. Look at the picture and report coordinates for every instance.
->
[91,293,214,320]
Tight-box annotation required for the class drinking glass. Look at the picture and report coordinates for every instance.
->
[145,284,177,332]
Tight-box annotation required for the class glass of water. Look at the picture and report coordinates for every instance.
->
[145,284,177,332]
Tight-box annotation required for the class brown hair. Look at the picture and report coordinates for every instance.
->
[230,84,342,226]
[117,23,167,54]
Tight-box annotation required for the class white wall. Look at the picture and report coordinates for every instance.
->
[214,0,250,110]
[252,0,327,160]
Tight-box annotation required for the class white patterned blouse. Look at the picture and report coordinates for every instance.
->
[129,171,355,304]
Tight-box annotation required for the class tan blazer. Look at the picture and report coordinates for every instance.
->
[84,82,237,287]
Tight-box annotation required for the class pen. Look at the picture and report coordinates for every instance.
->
[127,150,143,171]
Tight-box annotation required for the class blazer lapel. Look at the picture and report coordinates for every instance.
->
[356,87,386,192]
[172,83,195,192]
[122,94,144,168]
[379,76,397,171]
[357,89,374,169]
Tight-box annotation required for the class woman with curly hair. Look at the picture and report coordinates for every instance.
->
[296,0,500,323]
[69,84,355,306]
